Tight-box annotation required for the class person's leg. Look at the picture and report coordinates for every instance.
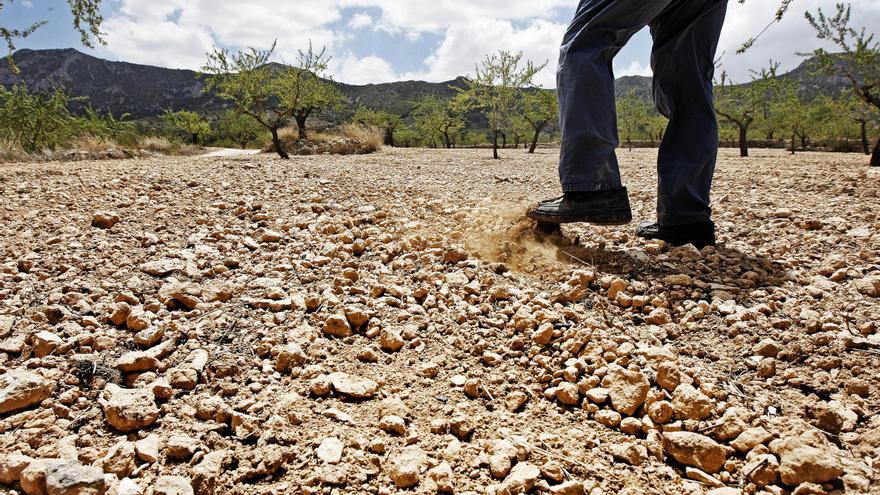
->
[557,0,674,192]
[649,0,728,226]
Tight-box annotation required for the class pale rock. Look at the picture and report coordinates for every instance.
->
[380,328,405,352]
[385,446,426,488]
[0,369,54,414]
[602,366,650,416]
[21,458,66,495]
[317,437,344,464]
[97,440,135,477]
[114,351,158,373]
[379,415,408,435]
[323,314,352,338]
[274,344,306,372]
[594,409,622,428]
[685,467,722,487]
[99,385,160,432]
[92,212,120,229]
[45,460,106,495]
[610,442,647,466]
[328,372,379,399]
[487,462,540,495]
[152,476,194,495]
[139,259,184,277]
[33,331,62,358]
[713,407,751,441]
[645,308,672,325]
[662,431,730,473]
[134,434,160,463]
[671,384,713,420]
[0,452,34,484]
[731,427,774,453]
[555,382,580,406]
[548,481,586,495]
[769,431,843,486]
[487,439,518,478]
[117,478,142,495]
[165,435,199,460]
[425,461,454,492]
[191,450,227,495]
[648,400,674,424]
[744,454,779,487]
[854,276,880,297]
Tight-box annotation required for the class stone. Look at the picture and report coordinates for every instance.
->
[731,427,774,453]
[556,382,580,406]
[114,351,158,373]
[139,259,184,277]
[33,331,62,358]
[854,276,880,297]
[487,439,518,478]
[378,415,407,435]
[167,368,198,390]
[323,314,352,338]
[116,478,142,495]
[685,467,723,487]
[488,462,540,495]
[134,434,160,463]
[0,452,34,484]
[595,409,622,428]
[505,391,528,412]
[380,328,405,352]
[99,385,160,432]
[21,458,65,495]
[385,446,426,488]
[328,372,379,399]
[645,308,672,325]
[43,460,107,495]
[662,432,730,473]
[191,450,227,495]
[532,323,554,345]
[648,400,674,424]
[97,440,135,477]
[548,481,586,495]
[92,212,120,229]
[671,384,713,420]
[0,370,54,414]
[274,344,306,372]
[744,454,779,487]
[317,437,344,464]
[165,435,199,460]
[426,461,454,492]
[610,442,647,466]
[602,366,650,416]
[770,431,843,486]
[109,303,132,327]
[152,476,194,495]
[753,339,780,357]
[713,407,751,441]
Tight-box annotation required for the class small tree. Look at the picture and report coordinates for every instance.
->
[203,43,309,159]
[805,3,880,166]
[845,97,877,155]
[456,51,545,159]
[2,0,104,72]
[616,89,649,151]
[412,95,465,149]
[218,110,265,149]
[520,89,558,153]
[353,107,402,146]
[645,114,667,147]
[714,65,779,157]
[162,110,210,145]
[290,44,344,140]
[0,84,77,152]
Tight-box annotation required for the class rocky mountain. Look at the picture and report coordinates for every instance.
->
[0,48,849,123]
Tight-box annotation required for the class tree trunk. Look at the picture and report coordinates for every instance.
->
[528,126,543,153]
[240,141,247,149]
[295,115,308,140]
[501,133,507,150]
[384,127,394,147]
[271,127,290,159]
[738,125,748,157]
[871,136,880,167]
[492,130,500,159]
[790,131,796,155]
[191,133,199,145]
[800,135,807,151]
[442,131,452,149]
[860,121,870,155]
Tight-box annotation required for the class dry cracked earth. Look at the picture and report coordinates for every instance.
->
[0,148,878,495]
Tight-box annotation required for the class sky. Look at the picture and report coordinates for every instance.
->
[5,0,880,87]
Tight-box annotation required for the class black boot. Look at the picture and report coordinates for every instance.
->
[527,187,632,225]
[636,220,716,248]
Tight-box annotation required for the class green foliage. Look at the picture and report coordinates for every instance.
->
[2,0,104,72]
[715,64,782,156]
[0,84,78,152]
[616,90,649,150]
[519,89,558,153]
[353,106,402,146]
[162,109,210,145]
[201,42,342,158]
[218,110,266,149]
[411,95,465,148]
[455,50,546,158]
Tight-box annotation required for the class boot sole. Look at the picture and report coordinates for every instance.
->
[527,210,633,226]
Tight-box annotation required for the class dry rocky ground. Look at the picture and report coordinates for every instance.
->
[0,147,878,495]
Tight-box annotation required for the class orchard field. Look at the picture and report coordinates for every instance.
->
[0,148,878,495]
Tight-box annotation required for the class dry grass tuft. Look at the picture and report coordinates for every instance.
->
[262,125,383,156]
[70,134,121,153]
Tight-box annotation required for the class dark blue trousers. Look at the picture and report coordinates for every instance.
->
[557,0,727,226]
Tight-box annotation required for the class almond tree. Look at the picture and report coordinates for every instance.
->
[2,0,104,72]
[616,89,648,151]
[353,107,402,146]
[714,66,779,157]
[411,95,464,149]
[520,89,558,153]
[162,110,210,145]
[805,3,880,166]
[202,42,339,159]
[456,51,545,159]
[0,84,77,152]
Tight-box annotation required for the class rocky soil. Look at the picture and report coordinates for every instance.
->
[0,148,878,495]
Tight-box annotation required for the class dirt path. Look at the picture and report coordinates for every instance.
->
[200,148,262,158]
[0,148,877,495]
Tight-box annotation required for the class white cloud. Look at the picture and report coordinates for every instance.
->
[332,53,397,84]
[718,0,880,82]
[348,13,374,30]
[88,0,880,86]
